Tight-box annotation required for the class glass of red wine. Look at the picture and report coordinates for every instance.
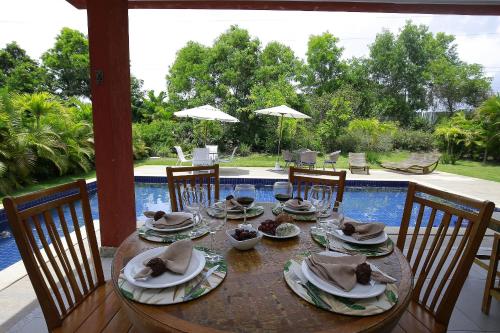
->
[273,181,293,210]
[234,184,256,224]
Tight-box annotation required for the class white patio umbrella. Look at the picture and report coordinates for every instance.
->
[254,105,310,171]
[174,105,239,144]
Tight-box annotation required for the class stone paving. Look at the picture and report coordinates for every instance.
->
[0,165,498,332]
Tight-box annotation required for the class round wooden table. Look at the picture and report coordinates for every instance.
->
[112,203,413,333]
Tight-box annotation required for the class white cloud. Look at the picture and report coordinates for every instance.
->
[1,2,499,93]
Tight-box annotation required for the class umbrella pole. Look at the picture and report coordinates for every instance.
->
[273,114,284,171]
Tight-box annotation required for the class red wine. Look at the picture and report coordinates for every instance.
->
[236,196,254,207]
[274,194,291,202]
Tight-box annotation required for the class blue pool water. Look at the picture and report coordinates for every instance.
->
[0,181,412,270]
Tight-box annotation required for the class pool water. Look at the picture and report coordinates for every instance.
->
[0,182,410,270]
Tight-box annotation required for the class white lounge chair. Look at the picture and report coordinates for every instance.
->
[219,147,238,163]
[323,150,341,171]
[174,146,192,165]
[192,148,213,166]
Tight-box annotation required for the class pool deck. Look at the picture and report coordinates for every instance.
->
[0,166,499,332]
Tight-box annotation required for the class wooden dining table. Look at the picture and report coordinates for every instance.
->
[112,203,413,333]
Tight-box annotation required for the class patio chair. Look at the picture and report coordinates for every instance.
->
[282,150,295,169]
[473,217,500,314]
[381,152,441,174]
[299,151,318,170]
[192,148,213,167]
[174,145,192,165]
[394,182,495,333]
[2,180,133,332]
[323,150,341,171]
[205,145,218,162]
[288,166,346,202]
[166,164,220,212]
[219,146,238,163]
[294,148,310,166]
[348,152,370,174]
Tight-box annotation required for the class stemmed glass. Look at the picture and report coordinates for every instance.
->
[234,184,256,224]
[181,185,208,226]
[273,181,293,210]
[310,185,333,251]
[331,201,344,227]
[204,201,226,263]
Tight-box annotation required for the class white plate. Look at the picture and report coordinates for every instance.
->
[283,205,316,215]
[217,201,255,212]
[331,228,388,245]
[261,224,301,239]
[124,247,206,289]
[144,212,194,232]
[301,251,386,299]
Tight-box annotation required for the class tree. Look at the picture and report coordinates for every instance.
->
[256,41,302,85]
[476,95,500,162]
[428,58,491,114]
[0,42,49,93]
[130,76,146,122]
[302,32,346,96]
[42,28,90,98]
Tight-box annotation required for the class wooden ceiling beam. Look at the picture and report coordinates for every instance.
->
[66,0,500,15]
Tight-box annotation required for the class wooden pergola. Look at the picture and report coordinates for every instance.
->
[66,0,500,250]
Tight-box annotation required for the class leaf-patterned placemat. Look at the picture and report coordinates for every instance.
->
[272,205,319,221]
[310,229,394,257]
[138,224,209,243]
[283,257,398,316]
[118,248,227,305]
[208,205,265,220]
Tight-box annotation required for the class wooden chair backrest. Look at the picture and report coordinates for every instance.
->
[2,179,104,331]
[288,166,346,202]
[397,182,494,326]
[166,164,220,212]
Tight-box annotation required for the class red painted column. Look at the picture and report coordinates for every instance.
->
[87,0,136,248]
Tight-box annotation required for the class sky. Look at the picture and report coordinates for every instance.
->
[1,0,500,93]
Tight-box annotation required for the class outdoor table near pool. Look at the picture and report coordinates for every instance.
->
[112,202,412,333]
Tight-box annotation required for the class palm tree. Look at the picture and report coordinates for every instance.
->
[476,95,500,163]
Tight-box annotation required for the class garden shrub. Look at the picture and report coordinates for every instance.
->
[238,143,252,156]
[393,129,435,152]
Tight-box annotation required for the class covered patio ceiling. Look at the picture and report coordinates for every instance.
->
[67,0,500,14]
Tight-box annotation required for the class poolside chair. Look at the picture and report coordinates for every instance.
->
[348,152,370,174]
[381,152,441,174]
[282,150,295,169]
[299,151,317,170]
[205,145,218,162]
[192,148,213,167]
[174,145,192,166]
[294,148,310,166]
[394,182,495,333]
[288,166,346,203]
[219,146,238,163]
[473,217,500,314]
[323,150,341,171]
[166,164,220,212]
[2,180,133,332]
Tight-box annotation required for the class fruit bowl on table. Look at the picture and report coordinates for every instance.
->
[226,228,262,250]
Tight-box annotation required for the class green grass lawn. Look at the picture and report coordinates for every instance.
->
[2,151,499,202]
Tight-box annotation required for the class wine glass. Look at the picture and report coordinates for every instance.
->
[234,184,256,224]
[331,201,344,227]
[181,185,208,225]
[310,185,333,251]
[273,181,293,210]
[204,201,226,263]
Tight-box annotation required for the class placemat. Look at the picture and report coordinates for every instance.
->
[138,224,209,243]
[118,248,227,305]
[310,229,394,257]
[208,205,265,220]
[284,255,398,316]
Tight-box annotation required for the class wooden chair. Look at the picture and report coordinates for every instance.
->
[288,166,346,203]
[166,164,220,212]
[2,179,132,332]
[475,216,500,314]
[394,182,495,333]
